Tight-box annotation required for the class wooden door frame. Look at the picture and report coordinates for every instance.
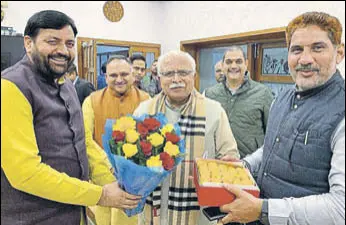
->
[77,36,161,82]
[129,46,160,74]
[180,27,287,90]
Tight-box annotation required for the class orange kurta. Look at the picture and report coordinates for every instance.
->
[91,86,150,147]
[82,86,149,225]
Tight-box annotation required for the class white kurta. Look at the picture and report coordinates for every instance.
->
[133,96,239,225]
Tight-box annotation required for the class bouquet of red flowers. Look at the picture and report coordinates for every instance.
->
[102,113,185,216]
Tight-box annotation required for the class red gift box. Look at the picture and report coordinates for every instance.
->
[193,158,260,206]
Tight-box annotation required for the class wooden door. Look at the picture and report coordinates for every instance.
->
[78,38,96,87]
[129,46,160,73]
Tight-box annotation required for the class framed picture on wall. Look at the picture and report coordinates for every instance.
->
[257,42,294,83]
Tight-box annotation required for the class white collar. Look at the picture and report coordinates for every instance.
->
[73,76,79,86]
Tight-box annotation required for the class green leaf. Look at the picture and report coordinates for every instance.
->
[139,157,147,167]
[152,142,164,156]
[109,139,117,154]
[116,142,124,156]
[130,152,140,164]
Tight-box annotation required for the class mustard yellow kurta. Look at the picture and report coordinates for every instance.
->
[82,86,150,225]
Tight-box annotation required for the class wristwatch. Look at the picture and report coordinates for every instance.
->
[259,199,269,225]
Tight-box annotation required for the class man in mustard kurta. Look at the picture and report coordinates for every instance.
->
[1,10,141,225]
[83,55,150,225]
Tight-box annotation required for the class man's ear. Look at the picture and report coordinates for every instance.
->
[24,36,33,54]
[336,43,345,64]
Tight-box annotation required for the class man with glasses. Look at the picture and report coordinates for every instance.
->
[133,50,240,225]
[82,55,150,225]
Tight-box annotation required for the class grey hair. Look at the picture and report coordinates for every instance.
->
[157,50,196,75]
[222,46,247,61]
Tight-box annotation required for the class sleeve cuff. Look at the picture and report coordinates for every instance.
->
[83,184,104,206]
[268,199,290,225]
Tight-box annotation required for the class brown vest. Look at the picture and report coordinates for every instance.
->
[90,86,149,147]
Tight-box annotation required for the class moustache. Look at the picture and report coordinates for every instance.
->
[115,82,126,85]
[49,53,71,62]
[295,64,319,72]
[227,69,241,73]
[169,83,185,89]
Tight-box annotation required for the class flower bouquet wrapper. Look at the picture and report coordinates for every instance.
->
[102,113,185,217]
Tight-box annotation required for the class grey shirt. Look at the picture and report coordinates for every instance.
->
[244,118,345,225]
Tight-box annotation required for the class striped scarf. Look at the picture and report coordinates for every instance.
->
[142,89,206,225]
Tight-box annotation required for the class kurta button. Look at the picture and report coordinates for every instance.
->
[296,95,301,99]
[264,172,268,176]
[276,137,280,142]
[293,104,298,109]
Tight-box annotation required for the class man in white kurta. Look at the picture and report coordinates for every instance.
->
[133,50,240,225]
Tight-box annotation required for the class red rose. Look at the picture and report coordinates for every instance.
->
[140,141,152,156]
[161,154,175,170]
[165,133,180,144]
[160,152,170,161]
[112,130,125,142]
[137,123,149,139]
[143,118,161,131]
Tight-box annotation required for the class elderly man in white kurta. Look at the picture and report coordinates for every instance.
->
[133,50,240,225]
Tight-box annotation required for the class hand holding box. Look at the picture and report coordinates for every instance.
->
[194,158,260,206]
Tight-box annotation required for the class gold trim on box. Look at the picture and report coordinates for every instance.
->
[103,1,124,22]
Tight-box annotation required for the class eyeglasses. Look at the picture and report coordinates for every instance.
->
[160,70,194,78]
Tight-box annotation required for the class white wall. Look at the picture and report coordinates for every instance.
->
[2,1,345,72]
[2,1,164,44]
[161,1,345,73]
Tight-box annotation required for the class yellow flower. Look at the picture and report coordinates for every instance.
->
[146,155,162,167]
[113,117,136,132]
[122,143,138,158]
[147,133,164,147]
[164,141,180,157]
[160,124,174,135]
[126,129,139,143]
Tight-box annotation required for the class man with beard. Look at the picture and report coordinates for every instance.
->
[1,10,141,225]
[214,60,225,83]
[82,55,149,225]
[219,12,345,225]
[141,59,162,97]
